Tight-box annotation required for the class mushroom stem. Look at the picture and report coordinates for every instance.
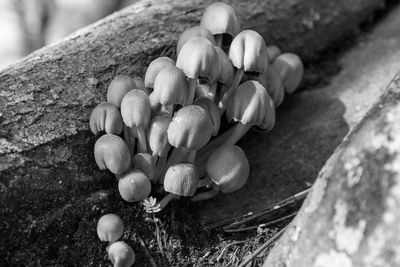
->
[154,155,167,182]
[209,82,217,102]
[158,193,178,210]
[123,125,135,155]
[161,104,173,115]
[215,35,223,47]
[197,176,212,188]
[137,127,148,153]
[218,68,244,112]
[187,78,198,104]
[191,184,220,201]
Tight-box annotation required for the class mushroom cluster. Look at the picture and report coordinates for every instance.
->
[90,2,303,259]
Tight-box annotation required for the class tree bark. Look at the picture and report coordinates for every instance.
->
[264,73,400,266]
[0,0,384,265]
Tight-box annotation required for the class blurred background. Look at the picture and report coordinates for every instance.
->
[0,0,138,70]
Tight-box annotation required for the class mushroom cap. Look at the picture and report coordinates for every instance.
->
[94,134,131,175]
[207,145,249,193]
[272,53,304,94]
[152,65,190,107]
[200,2,240,37]
[176,37,220,83]
[167,105,213,150]
[107,75,143,108]
[132,76,150,95]
[195,83,214,100]
[89,102,123,135]
[177,26,216,54]
[148,113,171,157]
[229,30,269,73]
[132,153,155,182]
[120,89,151,128]
[266,45,281,63]
[97,214,124,242]
[194,97,221,136]
[215,46,234,86]
[164,163,200,196]
[118,170,151,202]
[226,80,274,130]
[107,241,136,267]
[144,57,175,89]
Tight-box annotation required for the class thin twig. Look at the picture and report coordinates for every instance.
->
[238,226,287,267]
[138,237,158,267]
[223,212,297,233]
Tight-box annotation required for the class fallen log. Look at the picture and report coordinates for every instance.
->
[264,73,400,266]
[0,0,384,265]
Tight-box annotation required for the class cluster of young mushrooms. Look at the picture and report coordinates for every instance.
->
[92,2,303,265]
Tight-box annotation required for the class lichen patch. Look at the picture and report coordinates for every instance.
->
[314,250,353,267]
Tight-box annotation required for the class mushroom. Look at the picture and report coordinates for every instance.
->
[144,57,175,91]
[192,144,249,201]
[176,37,220,105]
[200,2,240,49]
[272,53,304,94]
[97,214,124,243]
[107,241,135,267]
[219,30,269,111]
[194,97,221,136]
[118,169,151,202]
[132,153,155,182]
[89,102,123,135]
[107,75,145,108]
[148,113,171,181]
[120,89,151,153]
[158,163,200,210]
[266,45,281,63]
[94,134,131,176]
[176,26,216,54]
[150,65,189,115]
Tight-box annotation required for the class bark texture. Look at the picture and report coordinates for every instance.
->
[264,73,400,266]
[0,0,384,265]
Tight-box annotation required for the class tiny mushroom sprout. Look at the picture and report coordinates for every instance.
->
[167,105,213,166]
[132,153,155,182]
[194,97,221,136]
[148,113,172,181]
[97,213,124,243]
[94,134,131,176]
[107,241,136,267]
[118,169,151,202]
[219,30,269,111]
[272,53,304,94]
[200,1,240,48]
[158,163,200,210]
[107,75,143,108]
[176,37,220,105]
[89,102,123,135]
[150,65,190,115]
[192,144,249,201]
[144,56,175,91]
[120,89,151,153]
[176,26,216,54]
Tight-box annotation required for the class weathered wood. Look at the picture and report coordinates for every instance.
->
[264,73,400,266]
[0,0,383,265]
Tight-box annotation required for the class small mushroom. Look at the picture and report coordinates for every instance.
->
[148,113,171,181]
[107,75,144,108]
[219,30,269,111]
[89,102,123,135]
[176,37,220,105]
[192,145,249,201]
[118,169,151,202]
[144,57,175,90]
[176,26,216,54]
[120,89,151,153]
[107,241,135,267]
[158,163,200,210]
[266,45,281,63]
[200,2,240,48]
[150,65,189,114]
[194,97,221,136]
[132,153,155,182]
[272,53,304,94]
[94,134,131,175]
[97,214,124,243]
